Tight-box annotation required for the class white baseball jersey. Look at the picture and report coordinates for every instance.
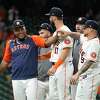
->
[78,36,100,73]
[76,36,100,100]
[50,25,73,63]
[48,25,74,100]
[80,34,87,44]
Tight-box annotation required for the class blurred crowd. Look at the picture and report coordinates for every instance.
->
[0,5,18,100]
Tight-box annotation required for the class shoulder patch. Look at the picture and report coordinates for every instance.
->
[90,52,96,58]
[64,39,71,44]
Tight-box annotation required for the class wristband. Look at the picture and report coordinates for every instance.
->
[53,58,63,69]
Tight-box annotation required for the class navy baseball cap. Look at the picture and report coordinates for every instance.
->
[85,20,98,30]
[76,17,87,25]
[13,19,25,28]
[45,7,63,17]
[40,23,53,33]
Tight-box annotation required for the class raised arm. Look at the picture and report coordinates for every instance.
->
[44,34,58,47]
[31,35,58,48]
[57,31,80,40]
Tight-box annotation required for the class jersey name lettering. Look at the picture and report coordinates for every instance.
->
[11,44,30,52]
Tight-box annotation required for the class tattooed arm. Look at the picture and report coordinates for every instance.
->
[70,60,94,84]
[78,60,94,75]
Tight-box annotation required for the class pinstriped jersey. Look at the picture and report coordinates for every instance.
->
[78,36,100,74]
[50,25,73,62]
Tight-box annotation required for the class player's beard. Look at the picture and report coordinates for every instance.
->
[16,33,27,41]
[50,19,53,25]
[50,22,56,32]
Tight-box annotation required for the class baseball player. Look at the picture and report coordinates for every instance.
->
[57,20,100,100]
[71,17,87,100]
[0,19,58,100]
[37,23,53,100]
[72,17,87,74]
[45,7,74,100]
[69,20,100,100]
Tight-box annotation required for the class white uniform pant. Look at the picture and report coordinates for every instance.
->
[48,62,74,100]
[12,78,38,100]
[71,84,77,100]
[37,80,49,100]
[76,72,100,100]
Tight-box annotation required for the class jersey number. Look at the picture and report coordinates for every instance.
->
[81,51,85,63]
[54,47,58,54]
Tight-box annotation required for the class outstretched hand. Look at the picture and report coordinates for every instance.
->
[57,30,70,37]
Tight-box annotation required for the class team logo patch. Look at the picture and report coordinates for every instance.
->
[64,39,71,44]
[90,52,96,58]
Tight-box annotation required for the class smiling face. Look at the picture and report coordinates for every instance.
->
[83,27,93,37]
[39,29,51,38]
[13,26,27,39]
[75,23,86,33]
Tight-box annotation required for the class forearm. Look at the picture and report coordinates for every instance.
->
[53,48,70,69]
[0,61,8,73]
[45,35,58,47]
[78,60,94,75]
[57,31,80,40]
[53,58,64,69]
[69,32,80,39]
